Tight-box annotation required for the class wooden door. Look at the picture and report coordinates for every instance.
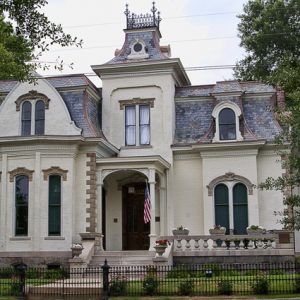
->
[123,183,150,250]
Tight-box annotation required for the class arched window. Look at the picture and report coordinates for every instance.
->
[15,175,29,236]
[48,175,61,236]
[219,108,236,140]
[233,183,248,234]
[35,100,45,135]
[21,101,32,136]
[214,184,230,234]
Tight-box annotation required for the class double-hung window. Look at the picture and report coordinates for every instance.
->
[125,105,150,146]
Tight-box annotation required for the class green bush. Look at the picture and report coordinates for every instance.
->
[44,269,65,279]
[167,265,190,278]
[143,275,159,295]
[218,280,233,295]
[252,277,269,294]
[295,277,300,293]
[202,263,221,276]
[178,278,194,295]
[0,269,13,279]
[26,268,40,279]
[109,275,127,296]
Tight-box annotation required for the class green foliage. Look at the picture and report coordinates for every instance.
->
[178,277,194,295]
[294,276,300,293]
[167,265,190,278]
[142,275,159,296]
[217,280,233,295]
[109,275,127,296]
[235,0,300,230]
[252,277,269,294]
[0,0,82,81]
[202,263,221,276]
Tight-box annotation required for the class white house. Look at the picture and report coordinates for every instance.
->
[0,4,292,267]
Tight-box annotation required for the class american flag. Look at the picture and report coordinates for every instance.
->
[144,183,151,224]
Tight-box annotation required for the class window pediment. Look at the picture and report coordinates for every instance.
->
[207,172,253,196]
[42,166,68,181]
[15,90,50,111]
[119,98,154,110]
[9,167,34,182]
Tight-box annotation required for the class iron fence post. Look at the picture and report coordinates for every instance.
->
[101,259,110,300]
[16,263,26,300]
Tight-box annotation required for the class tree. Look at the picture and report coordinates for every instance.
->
[0,0,82,81]
[235,0,300,230]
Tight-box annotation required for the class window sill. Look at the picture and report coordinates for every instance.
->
[121,145,152,150]
[44,236,65,240]
[10,237,32,241]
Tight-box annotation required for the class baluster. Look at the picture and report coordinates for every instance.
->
[194,239,200,250]
[176,238,182,251]
[212,239,218,249]
[248,239,255,249]
[221,240,227,249]
[230,240,235,249]
[257,239,263,249]
[185,239,191,251]
[203,239,208,249]
[239,239,244,249]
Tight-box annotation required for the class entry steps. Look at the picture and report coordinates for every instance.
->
[88,250,155,267]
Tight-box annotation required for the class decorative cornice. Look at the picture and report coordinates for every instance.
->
[207,172,254,196]
[119,97,155,110]
[9,167,34,182]
[15,90,50,111]
[42,166,68,181]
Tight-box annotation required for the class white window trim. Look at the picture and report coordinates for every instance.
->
[125,104,150,146]
[212,101,243,142]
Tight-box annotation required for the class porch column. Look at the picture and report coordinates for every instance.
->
[160,175,166,236]
[96,171,104,251]
[149,168,157,250]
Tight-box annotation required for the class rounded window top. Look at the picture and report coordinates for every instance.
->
[133,42,143,52]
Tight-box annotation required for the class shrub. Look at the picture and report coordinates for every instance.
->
[26,268,40,279]
[167,265,190,278]
[218,280,233,295]
[143,275,159,295]
[252,277,269,294]
[43,269,65,279]
[295,277,300,293]
[178,278,194,295]
[109,275,127,296]
[203,263,221,276]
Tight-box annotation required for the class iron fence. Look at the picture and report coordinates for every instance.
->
[0,261,299,298]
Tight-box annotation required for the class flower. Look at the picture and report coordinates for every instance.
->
[71,243,83,249]
[155,239,170,246]
[213,225,226,230]
[247,225,265,230]
[174,225,189,231]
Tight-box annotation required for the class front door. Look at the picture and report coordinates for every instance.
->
[123,183,150,250]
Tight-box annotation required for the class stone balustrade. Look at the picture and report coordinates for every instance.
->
[160,234,278,252]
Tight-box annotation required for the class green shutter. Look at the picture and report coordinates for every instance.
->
[48,175,61,235]
[233,183,248,234]
[214,184,229,234]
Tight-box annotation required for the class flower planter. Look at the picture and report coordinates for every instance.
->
[71,247,83,257]
[209,228,226,235]
[172,229,189,236]
[154,245,167,256]
[247,228,265,235]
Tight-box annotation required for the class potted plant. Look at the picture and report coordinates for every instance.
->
[154,239,169,256]
[246,225,266,235]
[209,225,226,235]
[71,243,84,257]
[172,225,189,236]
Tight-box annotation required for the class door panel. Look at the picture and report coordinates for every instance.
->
[123,183,150,250]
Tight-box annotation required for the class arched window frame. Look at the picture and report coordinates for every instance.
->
[213,181,249,234]
[16,90,49,136]
[212,101,243,142]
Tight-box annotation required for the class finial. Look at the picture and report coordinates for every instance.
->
[124,3,129,16]
[151,2,157,14]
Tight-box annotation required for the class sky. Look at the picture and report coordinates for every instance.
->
[40,0,249,86]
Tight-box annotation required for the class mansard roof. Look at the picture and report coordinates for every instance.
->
[174,81,282,145]
[0,74,104,139]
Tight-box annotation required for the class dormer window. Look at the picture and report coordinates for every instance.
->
[21,100,45,136]
[128,39,149,60]
[219,108,236,140]
[212,101,243,142]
